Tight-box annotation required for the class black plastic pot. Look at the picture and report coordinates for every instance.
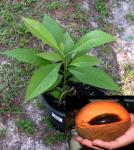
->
[123,97,134,113]
[40,95,66,131]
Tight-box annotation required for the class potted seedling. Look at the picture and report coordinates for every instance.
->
[0,15,119,131]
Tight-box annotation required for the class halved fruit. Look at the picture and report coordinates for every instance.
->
[75,100,131,141]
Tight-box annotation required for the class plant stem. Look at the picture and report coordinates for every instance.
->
[58,90,68,104]
[63,57,67,88]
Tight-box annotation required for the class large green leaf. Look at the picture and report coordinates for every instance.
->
[22,17,59,50]
[69,66,119,91]
[47,74,63,91]
[42,15,64,45]
[64,32,74,53]
[0,48,49,66]
[70,55,100,67]
[37,51,62,62]
[25,64,61,101]
[67,30,115,55]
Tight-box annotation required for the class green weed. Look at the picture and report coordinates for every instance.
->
[16,119,36,135]
[124,64,133,72]
[95,0,108,17]
[43,117,53,128]
[56,132,66,142]
[126,13,134,22]
[102,45,112,55]
[71,11,87,21]
[43,132,66,145]
[79,27,89,36]
[10,104,22,114]
[45,136,55,145]
[123,69,134,94]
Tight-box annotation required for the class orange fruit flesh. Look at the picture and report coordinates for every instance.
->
[75,100,130,129]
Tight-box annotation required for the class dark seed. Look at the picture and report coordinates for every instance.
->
[89,113,121,125]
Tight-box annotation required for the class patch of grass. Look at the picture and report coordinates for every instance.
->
[124,64,134,82]
[45,136,56,145]
[43,132,66,145]
[0,2,47,48]
[60,2,88,24]
[124,64,133,74]
[71,11,87,22]
[0,129,6,139]
[125,13,134,22]
[10,104,22,114]
[43,116,53,128]
[0,2,30,47]
[45,1,66,11]
[123,69,134,94]
[16,119,36,135]
[95,0,108,17]
[56,132,66,142]
[12,3,25,11]
[79,27,89,36]
[102,45,112,55]
[0,61,34,116]
[16,23,29,36]
[124,70,134,83]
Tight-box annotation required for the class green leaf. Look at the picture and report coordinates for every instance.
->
[47,74,63,91]
[42,15,64,46]
[70,55,100,67]
[50,91,61,99]
[68,76,78,82]
[22,17,59,50]
[37,51,62,62]
[64,32,74,53]
[69,66,119,91]
[25,64,61,101]
[0,48,49,66]
[67,30,115,55]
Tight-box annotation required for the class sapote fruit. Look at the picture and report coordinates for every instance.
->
[75,100,131,141]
